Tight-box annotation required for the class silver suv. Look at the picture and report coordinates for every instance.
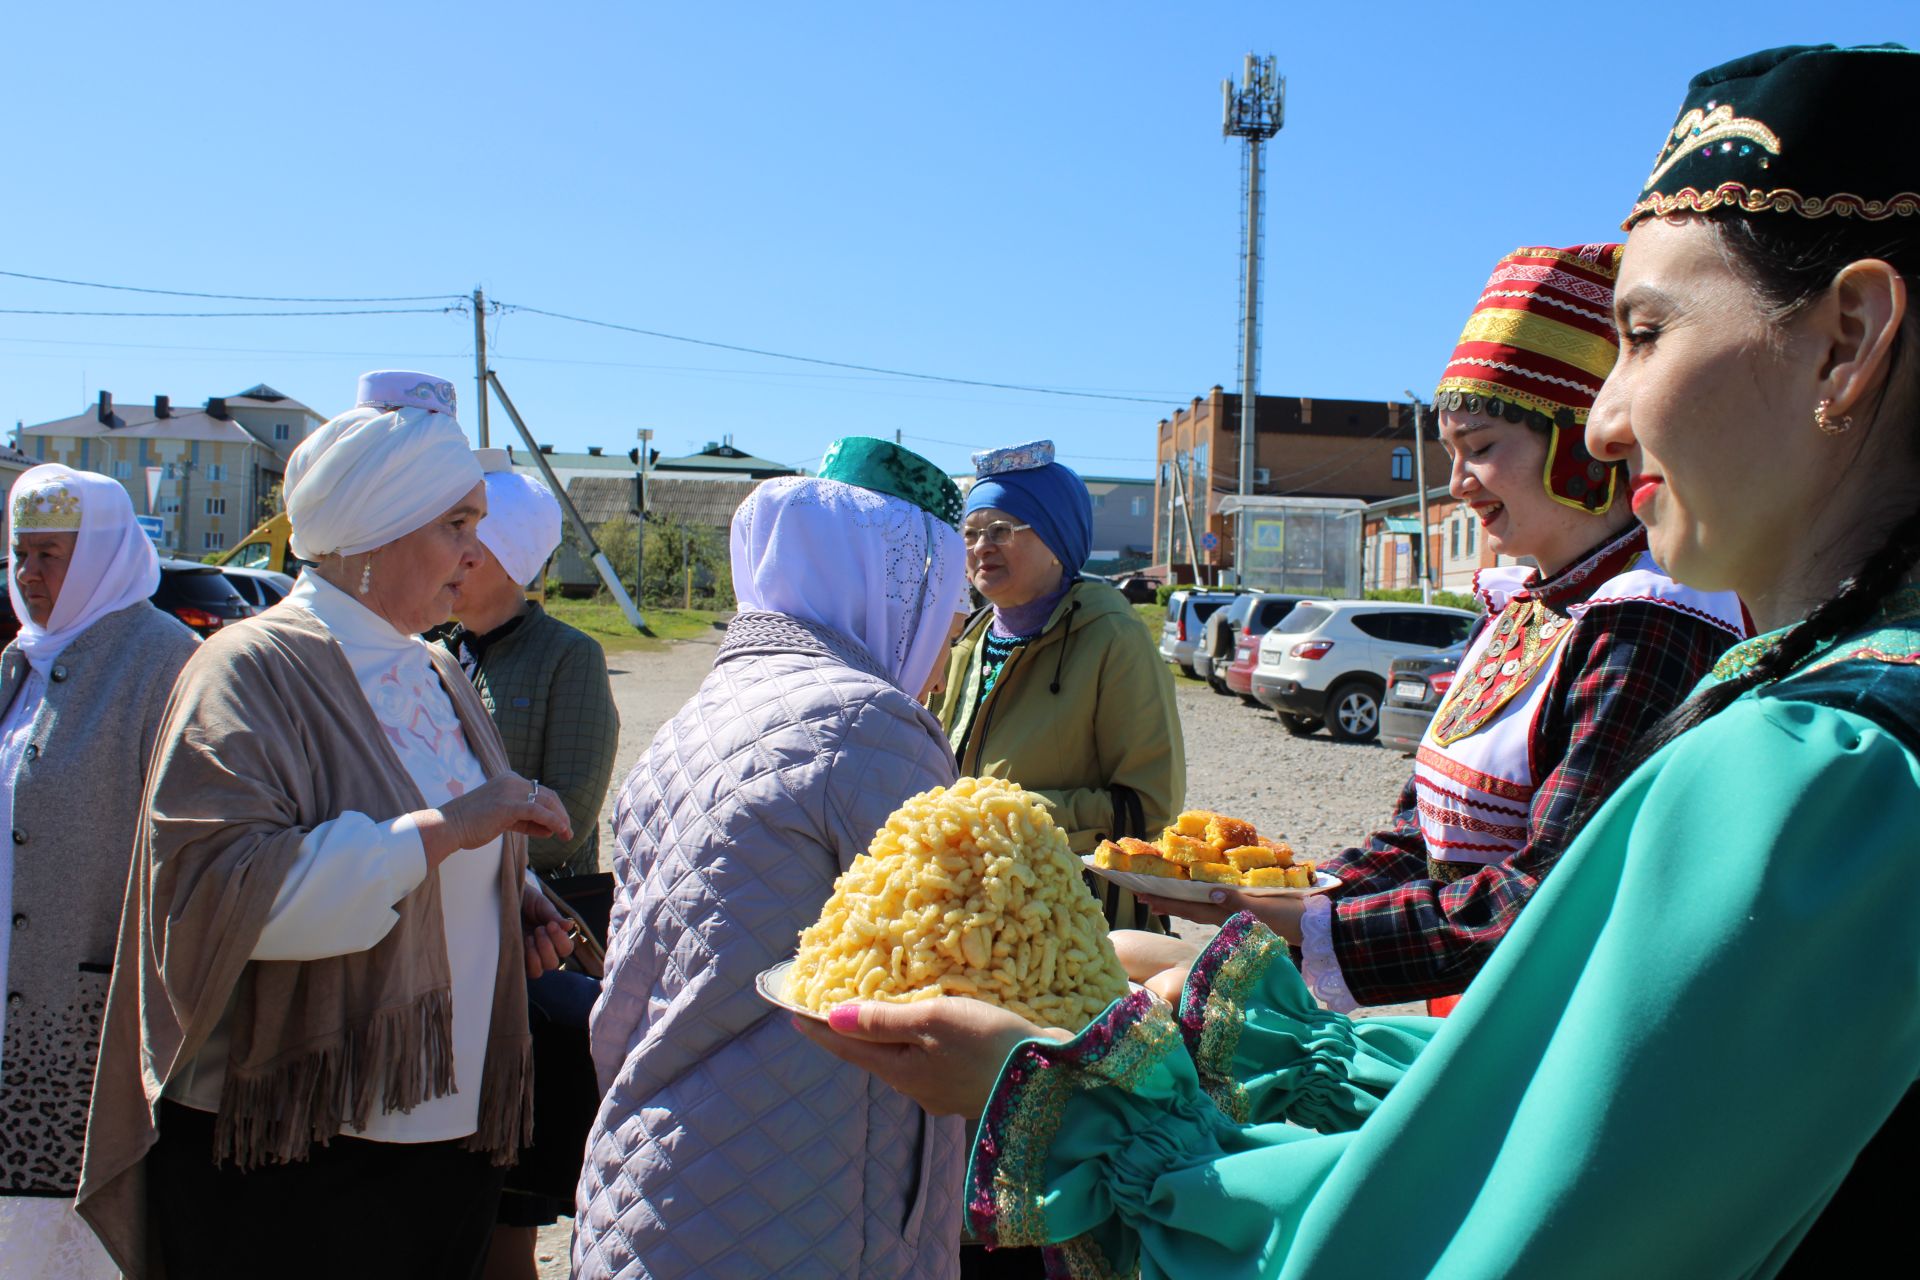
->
[1158,589,1237,677]
[1253,601,1479,741]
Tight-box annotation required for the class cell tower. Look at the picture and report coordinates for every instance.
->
[1223,53,1284,579]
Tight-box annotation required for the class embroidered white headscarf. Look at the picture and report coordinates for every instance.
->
[7,464,161,670]
[285,371,482,562]
[476,469,562,588]
[731,475,967,695]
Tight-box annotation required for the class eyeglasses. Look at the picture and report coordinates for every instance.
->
[961,520,1031,547]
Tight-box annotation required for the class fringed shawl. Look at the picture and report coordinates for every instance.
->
[76,604,533,1278]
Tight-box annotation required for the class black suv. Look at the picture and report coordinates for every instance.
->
[0,556,254,646]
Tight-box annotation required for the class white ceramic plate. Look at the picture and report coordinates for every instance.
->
[1080,856,1339,902]
[756,959,827,1022]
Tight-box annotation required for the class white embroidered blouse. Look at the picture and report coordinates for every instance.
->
[166,573,504,1142]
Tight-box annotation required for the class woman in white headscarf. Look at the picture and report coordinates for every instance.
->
[0,465,197,1280]
[575,440,970,1280]
[77,373,578,1280]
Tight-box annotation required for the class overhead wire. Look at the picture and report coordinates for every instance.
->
[0,269,463,304]
[1,267,1196,421]
[497,303,1182,405]
[0,306,460,318]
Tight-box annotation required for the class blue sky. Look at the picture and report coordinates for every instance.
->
[3,3,1911,479]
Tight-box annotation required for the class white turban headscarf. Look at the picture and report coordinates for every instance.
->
[7,464,161,670]
[477,470,563,588]
[285,372,482,561]
[730,476,966,695]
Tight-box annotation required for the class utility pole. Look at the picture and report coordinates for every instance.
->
[635,427,652,606]
[1223,53,1284,583]
[472,288,491,448]
[1405,393,1433,604]
[489,369,650,632]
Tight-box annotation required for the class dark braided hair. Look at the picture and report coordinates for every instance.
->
[1562,209,1920,834]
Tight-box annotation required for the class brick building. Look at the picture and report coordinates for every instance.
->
[1152,385,1448,583]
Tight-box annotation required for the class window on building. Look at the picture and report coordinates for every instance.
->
[1466,516,1477,556]
[161,498,181,514]
[112,461,133,479]
[1131,496,1147,517]
[1091,493,1106,509]
[273,422,291,441]
[1390,447,1413,482]
[203,531,225,550]
[206,464,226,482]
[206,497,227,516]
[1450,518,1461,559]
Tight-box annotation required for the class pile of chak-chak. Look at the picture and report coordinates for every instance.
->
[787,776,1130,1031]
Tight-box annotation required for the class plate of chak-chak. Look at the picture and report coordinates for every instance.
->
[1081,810,1339,904]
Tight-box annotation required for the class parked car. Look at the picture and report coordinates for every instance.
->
[150,558,258,636]
[1113,573,1161,605]
[0,556,255,645]
[221,565,296,610]
[1253,601,1478,742]
[1194,591,1256,691]
[1159,588,1239,677]
[1224,594,1323,705]
[1380,639,1468,753]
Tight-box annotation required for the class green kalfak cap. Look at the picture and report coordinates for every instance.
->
[816,436,964,528]
[1626,43,1920,230]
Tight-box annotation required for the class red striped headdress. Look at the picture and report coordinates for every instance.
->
[1435,244,1624,513]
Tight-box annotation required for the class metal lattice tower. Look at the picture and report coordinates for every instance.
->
[1223,53,1284,580]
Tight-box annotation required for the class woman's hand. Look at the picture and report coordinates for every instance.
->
[521,884,577,979]
[414,772,572,869]
[791,997,1069,1117]
[1136,889,1308,947]
[1110,929,1201,983]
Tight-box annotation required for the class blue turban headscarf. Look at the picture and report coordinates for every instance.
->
[965,457,1093,638]
[965,461,1093,573]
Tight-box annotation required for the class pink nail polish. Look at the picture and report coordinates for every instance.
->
[827,1003,861,1032]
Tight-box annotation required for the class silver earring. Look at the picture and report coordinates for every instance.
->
[359,556,373,595]
[1815,399,1855,436]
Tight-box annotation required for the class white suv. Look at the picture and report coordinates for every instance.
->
[1253,601,1479,741]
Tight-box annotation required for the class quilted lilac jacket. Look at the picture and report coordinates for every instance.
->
[576,612,964,1280]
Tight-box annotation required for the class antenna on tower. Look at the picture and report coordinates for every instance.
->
[1222,52,1285,585]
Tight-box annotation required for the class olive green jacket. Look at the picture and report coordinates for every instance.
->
[436,603,620,878]
[931,578,1185,856]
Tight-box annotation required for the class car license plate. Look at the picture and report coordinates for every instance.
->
[1394,679,1427,700]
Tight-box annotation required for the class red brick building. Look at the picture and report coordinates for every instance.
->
[1152,386,1449,582]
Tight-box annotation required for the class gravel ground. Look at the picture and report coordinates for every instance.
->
[537,643,1419,1276]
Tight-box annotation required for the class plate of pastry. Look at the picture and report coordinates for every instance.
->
[1082,810,1338,903]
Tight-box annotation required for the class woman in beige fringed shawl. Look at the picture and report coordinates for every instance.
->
[77,372,577,1280]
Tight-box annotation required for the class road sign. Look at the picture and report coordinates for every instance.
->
[136,516,164,546]
[1201,532,1220,551]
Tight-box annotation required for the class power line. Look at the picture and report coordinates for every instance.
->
[500,303,1181,405]
[0,268,463,304]
[0,306,461,318]
[901,431,1153,465]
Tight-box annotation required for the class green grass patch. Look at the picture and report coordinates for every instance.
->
[544,596,730,653]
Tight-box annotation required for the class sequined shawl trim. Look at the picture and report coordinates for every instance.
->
[1176,912,1281,1123]
[966,989,1178,1275]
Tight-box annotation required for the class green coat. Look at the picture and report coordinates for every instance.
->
[965,593,1920,1278]
[931,578,1185,917]
[436,603,621,879]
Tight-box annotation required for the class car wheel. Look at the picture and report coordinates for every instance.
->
[1325,679,1383,742]
[1240,695,1265,708]
[1179,664,1198,679]
[1208,674,1233,695]
[1278,713,1321,737]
